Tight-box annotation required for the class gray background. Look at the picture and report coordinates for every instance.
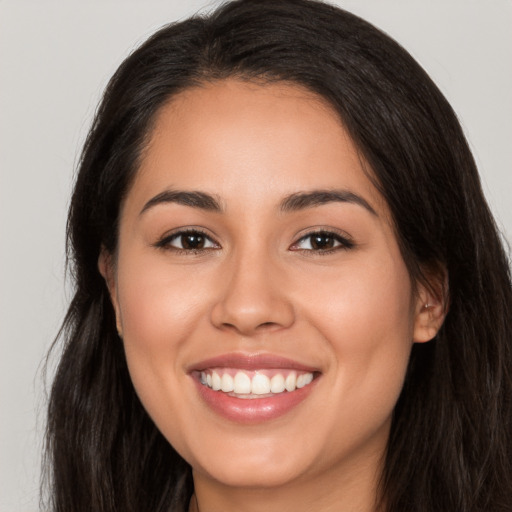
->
[1,1,511,510]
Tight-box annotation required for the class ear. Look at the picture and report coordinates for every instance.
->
[412,271,448,343]
[98,247,123,337]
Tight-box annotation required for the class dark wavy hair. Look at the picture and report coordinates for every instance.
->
[44,1,512,510]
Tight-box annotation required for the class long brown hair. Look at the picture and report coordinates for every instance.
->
[45,1,512,510]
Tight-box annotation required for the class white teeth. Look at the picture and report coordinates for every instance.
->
[296,373,313,388]
[251,373,271,395]
[211,372,222,391]
[201,369,314,395]
[221,373,234,392]
[285,372,297,392]
[233,371,252,394]
[270,374,286,393]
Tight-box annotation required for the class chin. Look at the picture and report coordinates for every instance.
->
[193,456,307,489]
[170,427,311,488]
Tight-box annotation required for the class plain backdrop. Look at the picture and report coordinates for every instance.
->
[1,1,511,510]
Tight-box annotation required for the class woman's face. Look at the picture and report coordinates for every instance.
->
[103,80,434,492]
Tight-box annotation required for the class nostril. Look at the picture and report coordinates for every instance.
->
[218,320,284,335]
[258,322,279,329]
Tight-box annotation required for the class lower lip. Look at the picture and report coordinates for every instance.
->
[193,376,318,423]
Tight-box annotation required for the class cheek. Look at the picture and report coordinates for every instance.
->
[113,254,211,421]
[308,251,414,347]
[297,254,415,425]
[117,253,211,347]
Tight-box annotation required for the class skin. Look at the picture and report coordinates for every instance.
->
[100,80,445,512]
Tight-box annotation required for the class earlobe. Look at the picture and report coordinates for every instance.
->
[413,301,446,343]
[412,275,448,343]
[98,248,123,337]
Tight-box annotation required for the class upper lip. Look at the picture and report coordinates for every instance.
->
[187,352,320,373]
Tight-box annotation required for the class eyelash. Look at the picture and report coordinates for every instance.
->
[154,228,355,255]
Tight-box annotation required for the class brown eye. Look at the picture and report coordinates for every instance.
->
[156,229,219,252]
[310,233,336,250]
[180,233,206,250]
[291,230,354,252]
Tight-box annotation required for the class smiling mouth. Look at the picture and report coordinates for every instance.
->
[189,354,321,421]
[199,368,315,398]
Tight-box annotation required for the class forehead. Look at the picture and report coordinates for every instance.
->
[129,79,388,218]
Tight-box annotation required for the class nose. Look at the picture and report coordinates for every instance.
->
[210,249,295,336]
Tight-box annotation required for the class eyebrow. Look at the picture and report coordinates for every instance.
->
[140,190,223,215]
[139,188,376,217]
[280,189,377,215]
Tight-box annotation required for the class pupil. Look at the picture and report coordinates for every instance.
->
[312,234,333,250]
[182,233,204,249]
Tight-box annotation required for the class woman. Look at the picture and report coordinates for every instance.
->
[45,0,512,510]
